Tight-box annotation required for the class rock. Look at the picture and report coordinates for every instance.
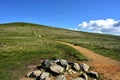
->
[79,73,88,80]
[68,69,77,74]
[32,70,42,77]
[26,71,33,77]
[59,59,68,67]
[55,75,66,80]
[53,59,60,63]
[73,77,85,80]
[40,72,50,80]
[87,71,98,79]
[42,60,52,69]
[59,59,69,71]
[80,63,90,72]
[66,64,69,71]
[26,59,99,80]
[73,63,80,71]
[50,63,64,74]
[26,70,42,78]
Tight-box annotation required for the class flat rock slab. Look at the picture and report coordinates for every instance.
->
[50,63,64,74]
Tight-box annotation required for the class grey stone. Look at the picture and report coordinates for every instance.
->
[66,64,69,71]
[26,71,33,77]
[42,60,52,69]
[79,73,88,80]
[68,69,77,74]
[50,63,64,74]
[73,63,80,71]
[59,59,68,67]
[53,59,60,63]
[80,63,90,72]
[59,59,69,71]
[26,70,42,78]
[87,71,98,79]
[32,70,42,77]
[40,72,50,80]
[55,75,66,80]
[73,77,85,80]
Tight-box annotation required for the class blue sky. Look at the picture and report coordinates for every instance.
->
[0,0,120,35]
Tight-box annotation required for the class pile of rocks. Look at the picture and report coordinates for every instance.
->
[26,59,99,80]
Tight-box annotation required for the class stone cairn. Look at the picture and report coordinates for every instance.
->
[26,59,99,80]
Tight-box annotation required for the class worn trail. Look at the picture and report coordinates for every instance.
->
[58,41,120,80]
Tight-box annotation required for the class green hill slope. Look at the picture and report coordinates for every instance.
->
[0,22,87,80]
[0,22,120,80]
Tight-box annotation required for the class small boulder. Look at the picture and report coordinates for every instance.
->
[55,75,66,80]
[79,73,88,80]
[32,70,42,77]
[40,72,50,80]
[26,71,33,77]
[72,63,80,71]
[26,70,42,78]
[68,69,77,74]
[87,71,98,79]
[80,63,89,72]
[42,60,52,69]
[66,64,69,71]
[59,59,68,67]
[50,63,64,74]
[59,59,69,71]
[53,59,60,63]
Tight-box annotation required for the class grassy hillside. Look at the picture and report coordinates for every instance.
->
[47,27,119,60]
[0,22,120,80]
[56,32,120,61]
[0,22,87,80]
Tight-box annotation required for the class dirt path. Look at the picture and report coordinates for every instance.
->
[58,41,120,80]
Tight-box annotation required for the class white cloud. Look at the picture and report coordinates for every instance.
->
[78,19,120,35]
